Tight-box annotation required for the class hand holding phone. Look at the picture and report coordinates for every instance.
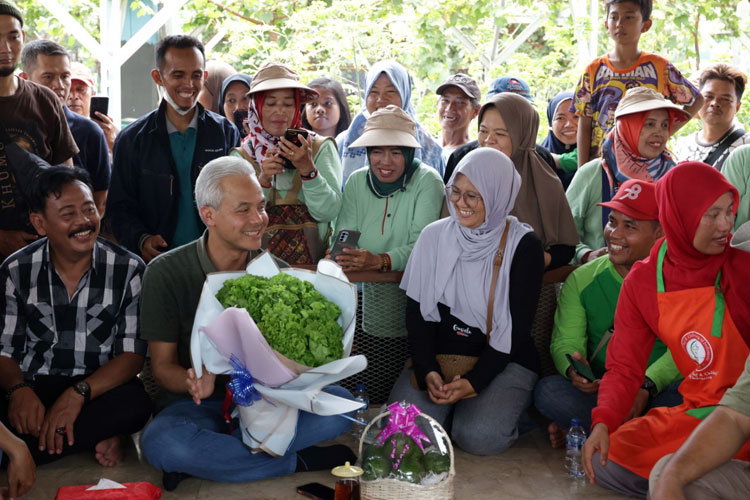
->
[89,96,109,120]
[282,128,309,169]
[565,353,597,383]
[329,230,361,261]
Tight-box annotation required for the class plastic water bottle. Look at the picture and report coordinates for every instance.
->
[351,384,369,437]
[565,418,586,478]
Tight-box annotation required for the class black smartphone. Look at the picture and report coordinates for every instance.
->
[233,109,249,138]
[90,96,109,119]
[566,354,597,382]
[296,482,334,500]
[329,229,361,261]
[282,128,309,169]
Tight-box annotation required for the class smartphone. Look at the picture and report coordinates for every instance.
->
[296,482,334,500]
[566,353,596,382]
[233,109,249,138]
[282,128,309,169]
[90,96,109,119]
[329,230,361,261]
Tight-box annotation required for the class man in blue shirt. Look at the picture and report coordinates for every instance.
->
[19,40,111,215]
[106,35,240,262]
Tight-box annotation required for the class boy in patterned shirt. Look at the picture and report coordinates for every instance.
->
[573,0,703,166]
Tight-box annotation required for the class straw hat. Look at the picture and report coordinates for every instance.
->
[349,105,421,148]
[615,87,690,121]
[248,62,318,103]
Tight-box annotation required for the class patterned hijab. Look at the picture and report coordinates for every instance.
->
[240,90,304,166]
[478,93,579,249]
[600,110,678,196]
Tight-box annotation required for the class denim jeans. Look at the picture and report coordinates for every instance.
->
[389,362,538,456]
[140,385,352,483]
[534,374,683,431]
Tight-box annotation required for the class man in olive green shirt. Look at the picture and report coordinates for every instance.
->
[138,156,353,492]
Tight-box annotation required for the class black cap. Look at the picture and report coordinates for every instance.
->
[0,0,23,27]
[436,73,481,102]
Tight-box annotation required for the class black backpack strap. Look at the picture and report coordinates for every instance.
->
[704,127,746,167]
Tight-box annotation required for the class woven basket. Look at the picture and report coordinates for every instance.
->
[358,410,455,500]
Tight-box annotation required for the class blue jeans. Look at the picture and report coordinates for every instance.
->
[534,374,683,431]
[141,386,353,483]
[389,362,538,456]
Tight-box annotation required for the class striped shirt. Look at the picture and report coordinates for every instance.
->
[0,237,147,378]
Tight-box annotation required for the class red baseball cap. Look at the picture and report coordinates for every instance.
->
[597,179,658,221]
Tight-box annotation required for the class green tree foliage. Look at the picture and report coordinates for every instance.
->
[19,0,750,141]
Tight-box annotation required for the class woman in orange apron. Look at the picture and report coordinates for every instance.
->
[581,162,750,497]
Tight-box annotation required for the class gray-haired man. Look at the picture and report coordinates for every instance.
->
[138,156,354,491]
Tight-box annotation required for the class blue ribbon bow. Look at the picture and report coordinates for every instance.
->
[227,355,262,407]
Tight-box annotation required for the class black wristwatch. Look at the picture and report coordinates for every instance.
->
[641,377,658,400]
[73,380,91,403]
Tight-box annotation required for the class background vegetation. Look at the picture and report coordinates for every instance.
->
[17,0,750,143]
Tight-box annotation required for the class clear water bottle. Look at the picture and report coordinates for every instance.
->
[565,418,586,478]
[351,383,369,437]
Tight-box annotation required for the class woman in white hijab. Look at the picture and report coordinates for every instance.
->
[391,147,544,455]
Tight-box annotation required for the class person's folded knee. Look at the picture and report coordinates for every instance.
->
[452,427,515,456]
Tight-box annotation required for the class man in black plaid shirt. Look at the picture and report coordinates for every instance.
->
[0,166,151,468]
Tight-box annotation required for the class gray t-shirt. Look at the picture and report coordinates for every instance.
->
[675,124,750,171]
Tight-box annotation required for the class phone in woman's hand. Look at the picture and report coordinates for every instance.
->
[282,128,309,169]
[329,230,361,260]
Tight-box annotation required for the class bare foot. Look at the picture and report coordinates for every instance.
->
[95,436,124,467]
[548,422,567,449]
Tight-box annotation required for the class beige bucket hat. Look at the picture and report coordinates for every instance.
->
[615,86,691,121]
[349,105,421,148]
[248,62,318,103]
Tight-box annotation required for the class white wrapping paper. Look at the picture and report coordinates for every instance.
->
[190,252,366,456]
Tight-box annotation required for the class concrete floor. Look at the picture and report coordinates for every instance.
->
[13,426,629,500]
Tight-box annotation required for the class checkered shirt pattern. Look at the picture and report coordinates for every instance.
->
[0,237,147,378]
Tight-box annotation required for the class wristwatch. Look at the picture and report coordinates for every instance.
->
[300,168,318,180]
[73,380,91,403]
[641,377,658,400]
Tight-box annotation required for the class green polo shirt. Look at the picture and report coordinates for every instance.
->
[141,232,285,410]
[551,255,680,391]
[166,112,201,247]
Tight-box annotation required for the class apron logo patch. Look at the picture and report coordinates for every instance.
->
[680,331,714,372]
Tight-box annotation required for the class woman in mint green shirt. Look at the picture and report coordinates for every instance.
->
[330,105,444,402]
[231,62,342,265]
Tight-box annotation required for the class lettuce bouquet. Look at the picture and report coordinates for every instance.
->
[216,273,343,367]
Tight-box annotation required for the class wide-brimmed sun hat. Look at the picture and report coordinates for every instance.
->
[615,87,690,121]
[349,105,421,148]
[248,62,318,103]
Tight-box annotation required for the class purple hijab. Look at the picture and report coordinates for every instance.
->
[400,148,532,353]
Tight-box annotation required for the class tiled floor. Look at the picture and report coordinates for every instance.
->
[14,427,628,500]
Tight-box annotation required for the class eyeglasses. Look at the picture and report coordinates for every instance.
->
[447,186,483,209]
